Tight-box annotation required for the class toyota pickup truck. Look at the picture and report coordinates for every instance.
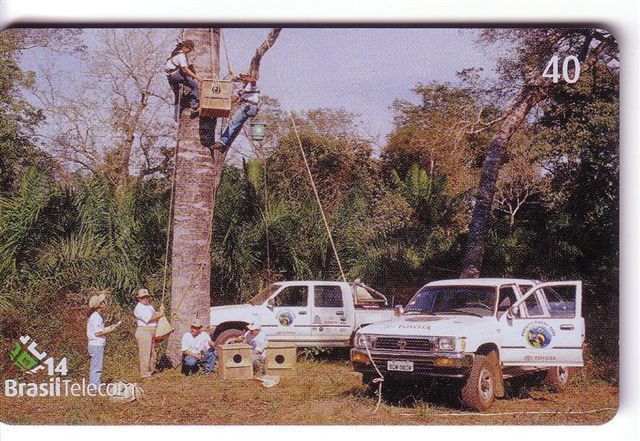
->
[210,280,394,347]
[351,278,584,411]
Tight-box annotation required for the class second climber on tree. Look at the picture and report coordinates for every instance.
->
[210,73,259,155]
[165,39,204,119]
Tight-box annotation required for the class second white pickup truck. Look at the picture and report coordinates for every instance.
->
[351,278,585,411]
[209,280,395,347]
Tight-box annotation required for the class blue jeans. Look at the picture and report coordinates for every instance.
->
[182,348,217,375]
[88,345,104,386]
[219,104,259,147]
[167,70,200,109]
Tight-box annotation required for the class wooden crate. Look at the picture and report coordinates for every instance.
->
[199,79,232,118]
[219,343,253,380]
[265,342,297,376]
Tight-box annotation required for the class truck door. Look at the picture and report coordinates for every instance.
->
[499,281,584,367]
[264,285,311,342]
[311,284,353,344]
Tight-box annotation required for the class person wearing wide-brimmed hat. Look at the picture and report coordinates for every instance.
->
[133,288,164,379]
[86,292,121,386]
[180,319,217,376]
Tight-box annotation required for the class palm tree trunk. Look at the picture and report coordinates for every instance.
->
[166,28,220,367]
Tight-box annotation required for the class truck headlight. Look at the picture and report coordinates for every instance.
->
[437,337,455,351]
[355,333,376,349]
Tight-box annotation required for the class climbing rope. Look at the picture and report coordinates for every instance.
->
[289,112,348,283]
[220,29,235,79]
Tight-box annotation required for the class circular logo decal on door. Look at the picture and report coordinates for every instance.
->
[524,325,553,349]
[277,310,295,327]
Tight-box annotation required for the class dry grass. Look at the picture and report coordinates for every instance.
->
[1,357,618,425]
[0,305,618,425]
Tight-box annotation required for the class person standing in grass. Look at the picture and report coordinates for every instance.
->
[133,288,164,379]
[86,293,120,387]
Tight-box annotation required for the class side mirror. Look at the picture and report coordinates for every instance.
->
[508,305,519,318]
[266,299,274,310]
[394,305,404,317]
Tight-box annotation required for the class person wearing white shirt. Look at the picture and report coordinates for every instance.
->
[210,73,260,155]
[133,288,164,379]
[165,39,203,119]
[232,323,268,376]
[181,319,217,375]
[86,293,120,386]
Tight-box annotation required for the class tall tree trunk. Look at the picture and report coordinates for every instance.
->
[460,90,542,278]
[166,28,220,367]
[460,37,611,278]
[117,94,148,191]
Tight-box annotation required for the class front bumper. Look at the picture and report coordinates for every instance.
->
[350,348,474,379]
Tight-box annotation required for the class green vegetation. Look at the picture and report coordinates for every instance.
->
[0,28,619,378]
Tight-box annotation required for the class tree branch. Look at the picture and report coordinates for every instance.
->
[248,28,282,80]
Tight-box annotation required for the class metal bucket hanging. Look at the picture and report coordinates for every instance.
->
[250,122,266,141]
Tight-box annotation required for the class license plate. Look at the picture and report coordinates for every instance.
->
[387,360,414,372]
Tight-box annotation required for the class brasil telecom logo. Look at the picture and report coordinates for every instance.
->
[5,334,134,398]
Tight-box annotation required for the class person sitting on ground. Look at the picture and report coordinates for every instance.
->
[165,39,203,117]
[231,323,268,376]
[181,319,217,376]
[209,73,260,156]
[133,288,164,380]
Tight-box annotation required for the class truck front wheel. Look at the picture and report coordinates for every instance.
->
[461,355,496,411]
[544,366,571,392]
[215,329,244,346]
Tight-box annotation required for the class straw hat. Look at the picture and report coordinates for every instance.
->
[191,319,204,328]
[88,293,106,309]
[136,288,150,299]
[247,323,261,331]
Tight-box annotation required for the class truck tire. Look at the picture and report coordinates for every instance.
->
[544,366,571,392]
[461,355,496,411]
[215,328,244,346]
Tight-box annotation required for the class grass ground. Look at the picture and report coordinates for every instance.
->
[1,355,618,425]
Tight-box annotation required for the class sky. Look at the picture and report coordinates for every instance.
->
[220,28,498,144]
[19,27,501,164]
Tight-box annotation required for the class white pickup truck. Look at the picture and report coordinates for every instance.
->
[210,280,394,347]
[351,278,584,411]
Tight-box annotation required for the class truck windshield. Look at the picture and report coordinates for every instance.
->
[248,284,282,305]
[404,286,497,317]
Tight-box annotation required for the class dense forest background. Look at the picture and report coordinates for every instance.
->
[0,28,618,370]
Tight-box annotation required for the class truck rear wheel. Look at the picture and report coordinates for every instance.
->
[461,355,496,411]
[544,366,571,392]
[215,329,244,346]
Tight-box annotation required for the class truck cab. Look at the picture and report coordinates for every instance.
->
[210,281,394,347]
[351,278,584,411]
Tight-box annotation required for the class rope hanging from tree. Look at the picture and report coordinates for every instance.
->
[288,112,348,283]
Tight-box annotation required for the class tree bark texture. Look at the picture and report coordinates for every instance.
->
[166,28,220,367]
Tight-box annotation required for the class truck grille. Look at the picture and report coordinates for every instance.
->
[374,337,433,352]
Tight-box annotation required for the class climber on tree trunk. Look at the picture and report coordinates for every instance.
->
[165,39,204,119]
[210,73,259,156]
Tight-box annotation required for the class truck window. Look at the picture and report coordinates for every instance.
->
[524,292,544,317]
[544,287,576,318]
[272,286,308,307]
[497,286,518,316]
[315,285,344,308]
[405,286,496,317]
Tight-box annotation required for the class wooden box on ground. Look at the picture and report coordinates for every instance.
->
[265,342,297,376]
[199,79,232,118]
[219,343,253,380]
